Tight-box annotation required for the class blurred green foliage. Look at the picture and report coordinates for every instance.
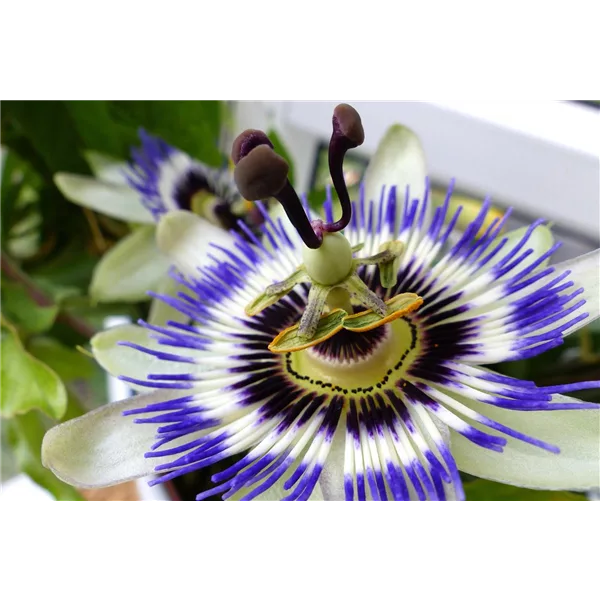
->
[1,101,228,499]
[463,479,586,501]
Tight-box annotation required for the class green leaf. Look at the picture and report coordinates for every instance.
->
[1,150,27,239]
[1,420,19,481]
[463,478,587,501]
[1,149,46,257]
[306,187,327,212]
[0,99,9,125]
[64,101,139,159]
[27,336,94,382]
[107,101,224,166]
[1,121,55,185]
[29,238,99,296]
[6,412,83,501]
[1,101,90,175]
[39,181,91,252]
[26,337,95,421]
[1,279,58,334]
[0,146,43,191]
[0,320,68,419]
[267,129,295,187]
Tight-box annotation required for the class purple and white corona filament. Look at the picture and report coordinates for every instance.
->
[43,104,600,501]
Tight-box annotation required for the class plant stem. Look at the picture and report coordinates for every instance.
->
[83,208,108,253]
[1,252,96,339]
[579,328,600,364]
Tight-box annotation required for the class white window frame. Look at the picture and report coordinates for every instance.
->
[265,101,599,241]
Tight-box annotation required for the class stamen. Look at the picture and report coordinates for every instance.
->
[233,142,288,201]
[231,129,273,163]
[232,130,322,249]
[324,103,365,233]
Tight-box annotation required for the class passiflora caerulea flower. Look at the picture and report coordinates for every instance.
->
[43,105,600,501]
[54,132,257,314]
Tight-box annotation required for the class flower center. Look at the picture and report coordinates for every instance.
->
[287,317,420,393]
[231,103,420,352]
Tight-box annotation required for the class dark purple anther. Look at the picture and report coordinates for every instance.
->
[232,129,322,248]
[231,129,273,165]
[324,103,365,233]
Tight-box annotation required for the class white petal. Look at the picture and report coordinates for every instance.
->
[91,324,200,387]
[451,393,600,491]
[54,173,154,224]
[83,151,129,186]
[156,210,237,275]
[90,226,169,303]
[553,248,600,336]
[363,124,429,228]
[41,390,182,488]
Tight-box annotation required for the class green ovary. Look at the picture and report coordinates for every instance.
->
[302,232,354,285]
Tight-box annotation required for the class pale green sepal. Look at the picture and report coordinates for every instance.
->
[451,393,600,492]
[364,124,429,229]
[54,173,154,224]
[90,226,169,303]
[83,151,129,186]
